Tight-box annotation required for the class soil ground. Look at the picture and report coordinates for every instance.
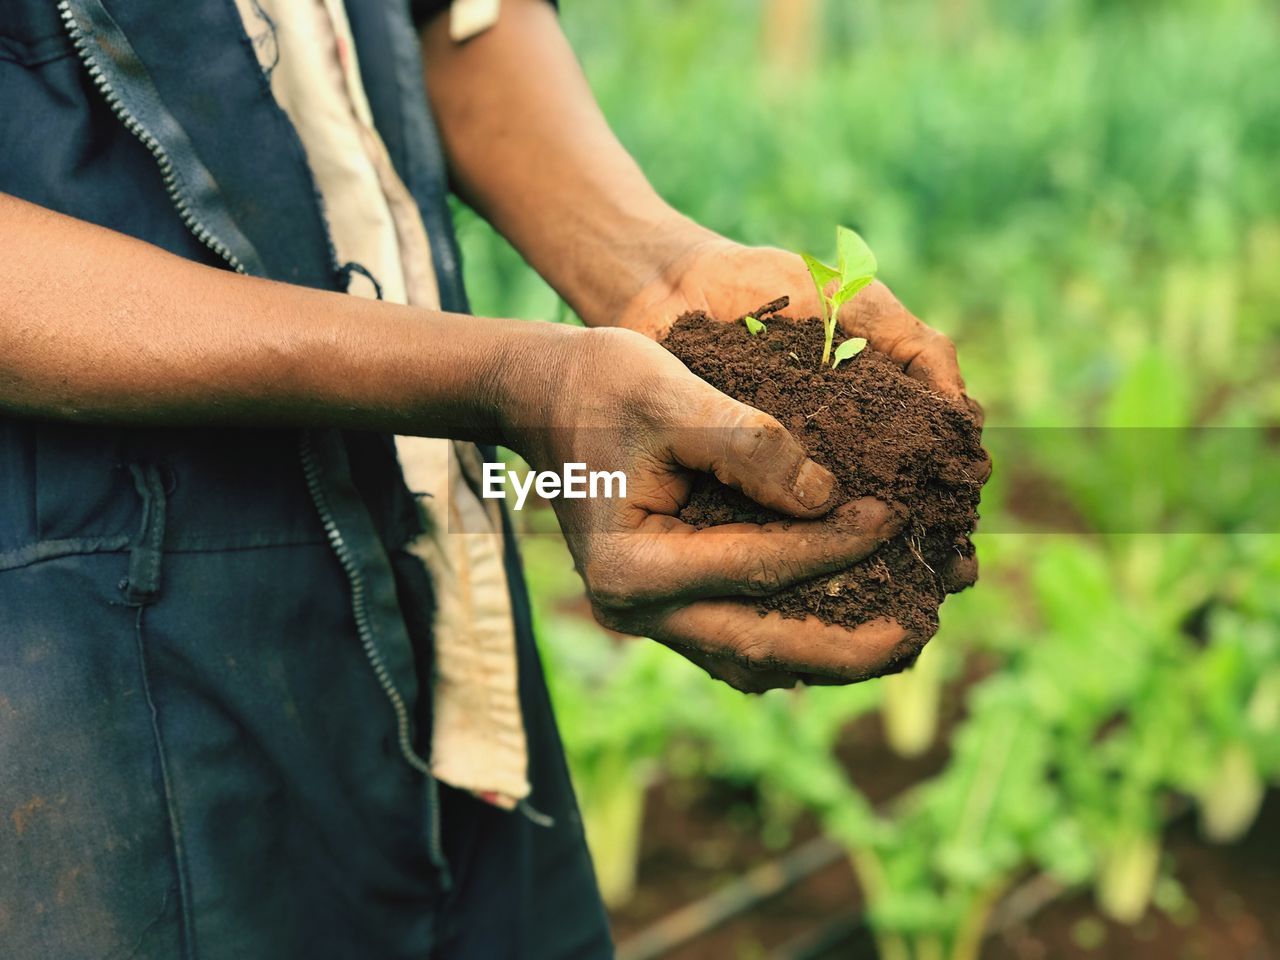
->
[662,308,985,651]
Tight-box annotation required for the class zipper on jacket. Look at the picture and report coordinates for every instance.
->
[57,1,248,275]
[301,432,452,889]
[61,0,451,888]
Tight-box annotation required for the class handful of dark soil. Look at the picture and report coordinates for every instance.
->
[661,301,985,652]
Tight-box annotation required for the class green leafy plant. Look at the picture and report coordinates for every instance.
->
[833,336,868,369]
[802,226,878,367]
[471,5,1280,948]
[881,640,946,758]
[743,314,766,335]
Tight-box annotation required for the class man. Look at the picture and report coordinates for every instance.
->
[0,0,978,957]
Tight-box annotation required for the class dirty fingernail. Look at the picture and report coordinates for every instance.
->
[828,498,906,539]
[880,500,909,537]
[835,497,907,537]
[792,459,836,510]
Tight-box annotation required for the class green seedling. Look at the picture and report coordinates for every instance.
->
[802,226,878,367]
[743,315,766,335]
[832,336,867,369]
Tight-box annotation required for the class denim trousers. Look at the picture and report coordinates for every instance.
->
[0,422,612,959]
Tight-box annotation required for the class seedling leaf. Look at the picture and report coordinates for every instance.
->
[836,226,877,282]
[832,337,867,369]
[801,253,841,293]
[832,275,875,310]
[804,228,880,367]
[744,315,766,335]
[802,253,841,363]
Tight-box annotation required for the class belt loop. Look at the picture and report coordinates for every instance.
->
[123,463,168,606]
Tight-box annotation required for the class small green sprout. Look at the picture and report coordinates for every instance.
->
[831,336,867,369]
[743,315,766,335]
[801,226,878,367]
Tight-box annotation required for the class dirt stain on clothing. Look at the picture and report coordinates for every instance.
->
[10,796,47,836]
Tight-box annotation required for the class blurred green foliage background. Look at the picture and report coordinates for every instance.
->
[452,0,1280,956]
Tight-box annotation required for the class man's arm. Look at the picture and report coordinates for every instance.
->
[420,0,984,617]
[1,191,913,690]
[418,0,711,330]
[0,192,552,440]
[419,0,974,401]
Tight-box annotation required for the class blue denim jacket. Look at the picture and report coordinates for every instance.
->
[0,3,614,956]
[2,1,463,757]
[9,0,462,805]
